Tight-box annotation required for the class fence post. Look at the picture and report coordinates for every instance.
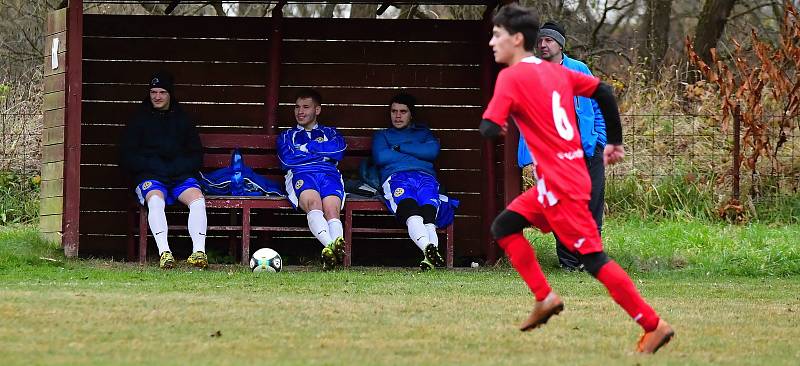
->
[732,104,741,201]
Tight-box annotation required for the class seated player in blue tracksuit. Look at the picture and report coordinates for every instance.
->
[371,93,446,270]
[277,88,347,270]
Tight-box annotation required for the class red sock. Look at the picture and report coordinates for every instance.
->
[497,233,551,301]
[595,260,660,331]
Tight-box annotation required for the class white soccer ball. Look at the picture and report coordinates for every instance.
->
[249,248,282,273]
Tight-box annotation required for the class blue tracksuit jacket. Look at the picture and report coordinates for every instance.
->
[518,54,607,166]
[372,123,439,184]
[277,124,346,174]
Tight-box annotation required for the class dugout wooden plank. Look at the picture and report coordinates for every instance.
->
[40,214,63,233]
[41,197,64,216]
[42,161,64,181]
[83,61,269,85]
[43,53,66,77]
[84,37,270,62]
[44,74,66,94]
[43,108,65,128]
[40,179,63,197]
[83,14,270,39]
[46,8,67,35]
[44,32,67,57]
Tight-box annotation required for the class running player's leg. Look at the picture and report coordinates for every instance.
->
[493,188,554,302]
[493,189,564,331]
[549,199,672,352]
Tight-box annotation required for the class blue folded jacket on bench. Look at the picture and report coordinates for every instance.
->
[199,149,284,196]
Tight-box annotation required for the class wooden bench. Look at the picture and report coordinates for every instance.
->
[131,132,454,267]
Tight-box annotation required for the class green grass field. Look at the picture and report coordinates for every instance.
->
[1,219,799,365]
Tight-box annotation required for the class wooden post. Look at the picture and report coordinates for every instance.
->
[62,0,83,257]
[481,3,500,265]
[266,1,286,134]
[40,8,68,245]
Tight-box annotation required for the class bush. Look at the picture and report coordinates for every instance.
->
[0,171,40,225]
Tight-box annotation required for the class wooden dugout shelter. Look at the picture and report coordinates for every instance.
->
[41,0,525,266]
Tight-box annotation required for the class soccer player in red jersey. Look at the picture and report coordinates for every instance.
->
[480,4,674,354]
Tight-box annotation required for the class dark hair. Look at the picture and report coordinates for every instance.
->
[493,4,540,52]
[294,88,322,106]
[389,92,416,116]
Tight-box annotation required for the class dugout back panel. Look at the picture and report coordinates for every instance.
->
[76,14,493,265]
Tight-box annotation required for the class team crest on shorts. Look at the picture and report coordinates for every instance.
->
[142,181,152,190]
[315,137,325,142]
[393,187,405,197]
[295,179,304,190]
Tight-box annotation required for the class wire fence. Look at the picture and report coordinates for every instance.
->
[0,112,42,175]
[608,113,799,202]
[0,110,797,201]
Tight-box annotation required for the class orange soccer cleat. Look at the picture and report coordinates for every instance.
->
[519,291,564,331]
[636,319,675,354]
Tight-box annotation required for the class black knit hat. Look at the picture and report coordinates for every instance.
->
[538,21,566,49]
[148,71,174,95]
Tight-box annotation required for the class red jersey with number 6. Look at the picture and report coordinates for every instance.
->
[483,56,601,204]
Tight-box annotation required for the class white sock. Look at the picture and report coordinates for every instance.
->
[327,218,343,241]
[406,215,430,252]
[307,209,333,246]
[425,223,439,247]
[188,198,207,253]
[146,195,170,255]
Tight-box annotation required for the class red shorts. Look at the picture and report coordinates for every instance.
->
[506,187,603,255]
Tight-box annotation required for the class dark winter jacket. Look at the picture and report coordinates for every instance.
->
[119,99,202,185]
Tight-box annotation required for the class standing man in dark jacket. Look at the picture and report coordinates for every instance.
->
[372,92,446,271]
[120,71,208,269]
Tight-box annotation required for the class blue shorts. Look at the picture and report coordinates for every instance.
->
[381,171,440,214]
[135,178,201,206]
[285,170,345,209]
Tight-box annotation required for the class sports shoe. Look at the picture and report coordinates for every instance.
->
[159,251,175,269]
[187,251,208,269]
[329,237,346,263]
[424,244,445,268]
[419,257,434,271]
[636,319,674,354]
[321,237,345,271]
[519,291,564,331]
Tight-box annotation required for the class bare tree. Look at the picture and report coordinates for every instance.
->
[692,0,738,66]
[638,0,674,77]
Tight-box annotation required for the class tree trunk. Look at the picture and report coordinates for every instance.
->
[637,0,673,78]
[692,0,737,66]
[350,4,376,18]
